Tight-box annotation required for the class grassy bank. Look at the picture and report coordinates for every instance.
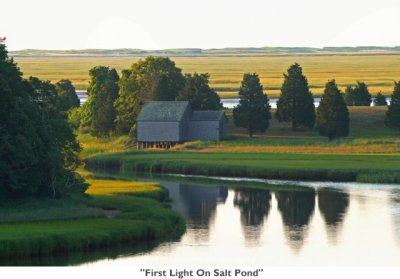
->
[82,106,400,184]
[0,172,185,263]
[85,151,400,184]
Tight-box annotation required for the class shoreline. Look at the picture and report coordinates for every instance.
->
[84,151,400,184]
[0,174,186,265]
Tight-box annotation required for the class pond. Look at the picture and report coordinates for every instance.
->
[83,173,400,266]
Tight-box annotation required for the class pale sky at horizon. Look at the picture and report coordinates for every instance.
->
[1,0,400,51]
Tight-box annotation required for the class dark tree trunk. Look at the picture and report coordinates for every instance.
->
[249,129,253,138]
[292,121,297,131]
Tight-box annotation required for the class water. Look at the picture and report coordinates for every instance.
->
[77,90,87,105]
[76,91,316,108]
[85,174,400,266]
[222,98,322,109]
[77,92,389,109]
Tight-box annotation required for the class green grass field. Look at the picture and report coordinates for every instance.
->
[85,150,400,183]
[77,107,400,156]
[179,107,400,154]
[14,55,400,97]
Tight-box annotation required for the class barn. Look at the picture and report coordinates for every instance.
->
[137,101,228,148]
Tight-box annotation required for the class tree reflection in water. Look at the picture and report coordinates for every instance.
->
[233,188,272,244]
[318,188,349,243]
[275,187,315,251]
[178,184,228,241]
[390,189,400,246]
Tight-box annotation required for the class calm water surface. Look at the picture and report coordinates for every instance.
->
[86,174,400,266]
[77,92,390,109]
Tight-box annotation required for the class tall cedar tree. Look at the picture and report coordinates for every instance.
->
[276,63,315,130]
[55,79,80,111]
[385,81,400,130]
[344,81,372,106]
[355,81,371,105]
[177,73,222,110]
[82,66,119,137]
[0,40,85,200]
[115,56,185,134]
[316,80,349,140]
[374,92,388,106]
[233,73,271,137]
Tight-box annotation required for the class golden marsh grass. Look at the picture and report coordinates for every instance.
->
[14,55,400,96]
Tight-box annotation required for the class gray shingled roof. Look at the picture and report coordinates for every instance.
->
[137,101,190,121]
[190,111,225,121]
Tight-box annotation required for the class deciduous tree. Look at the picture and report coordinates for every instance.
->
[177,73,222,110]
[55,79,80,111]
[115,56,185,134]
[0,40,86,200]
[82,66,119,137]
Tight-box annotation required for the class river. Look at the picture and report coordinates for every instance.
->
[81,173,400,266]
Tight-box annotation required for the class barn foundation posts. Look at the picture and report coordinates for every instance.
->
[137,141,177,150]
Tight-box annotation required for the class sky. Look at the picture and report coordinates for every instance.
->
[1,0,400,50]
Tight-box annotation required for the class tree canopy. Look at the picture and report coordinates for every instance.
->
[233,73,271,137]
[275,63,315,130]
[374,92,388,106]
[176,73,222,110]
[55,79,80,111]
[0,41,86,200]
[344,81,372,106]
[385,81,400,130]
[115,56,185,134]
[316,80,349,140]
[81,66,119,137]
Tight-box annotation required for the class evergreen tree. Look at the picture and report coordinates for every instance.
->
[233,73,271,137]
[82,66,119,137]
[374,92,388,106]
[115,56,185,134]
[385,81,400,130]
[177,73,222,110]
[356,81,372,106]
[0,40,85,200]
[344,86,356,106]
[316,80,349,140]
[345,81,371,106]
[276,63,315,130]
[55,79,80,111]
